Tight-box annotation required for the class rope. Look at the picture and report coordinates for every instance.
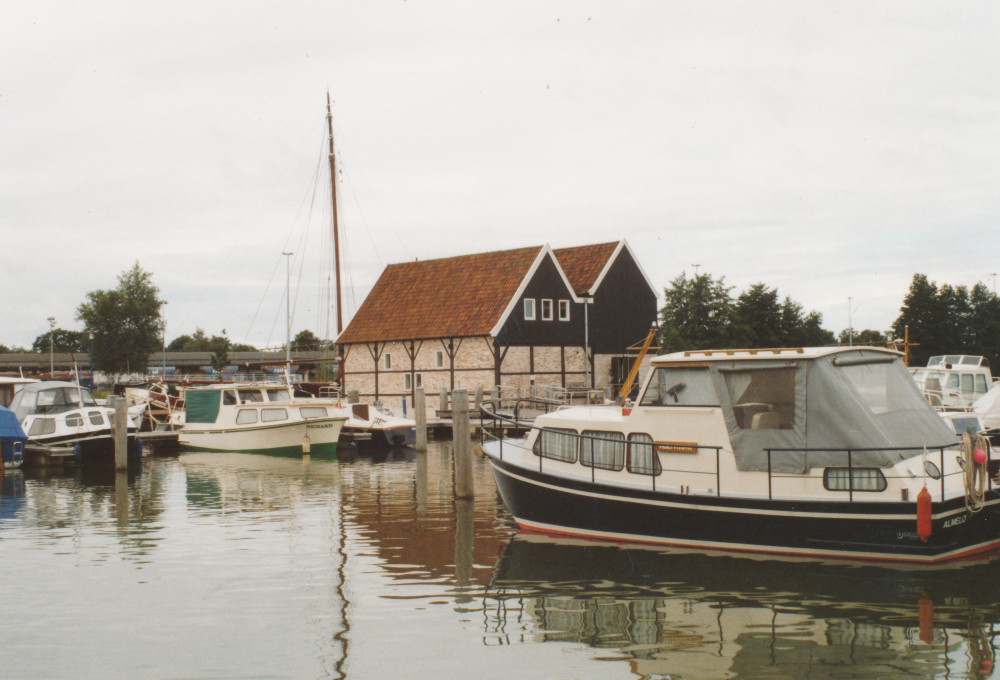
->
[960,432,989,512]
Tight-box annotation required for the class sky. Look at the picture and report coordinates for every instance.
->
[2,1,998,351]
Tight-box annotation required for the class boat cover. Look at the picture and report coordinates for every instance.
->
[710,349,956,473]
[0,405,27,443]
[185,390,221,424]
[973,383,1000,429]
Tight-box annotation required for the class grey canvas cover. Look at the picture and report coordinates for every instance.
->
[710,350,956,472]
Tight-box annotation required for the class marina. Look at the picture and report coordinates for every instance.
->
[1,441,998,679]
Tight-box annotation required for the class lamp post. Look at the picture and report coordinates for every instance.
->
[47,317,56,375]
[87,330,94,388]
[161,300,168,375]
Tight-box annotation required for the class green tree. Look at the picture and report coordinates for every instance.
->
[838,329,886,345]
[31,329,90,353]
[209,335,231,374]
[892,274,978,366]
[76,262,162,374]
[0,344,30,353]
[291,329,326,352]
[658,272,736,352]
[732,283,783,348]
[966,283,1000,366]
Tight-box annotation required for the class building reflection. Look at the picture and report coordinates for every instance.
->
[487,536,1000,679]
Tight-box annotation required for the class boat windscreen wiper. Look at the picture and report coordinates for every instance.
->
[665,382,686,403]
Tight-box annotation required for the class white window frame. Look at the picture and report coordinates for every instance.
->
[435,350,445,368]
[384,353,391,370]
[558,299,570,321]
[524,298,536,320]
[541,299,553,321]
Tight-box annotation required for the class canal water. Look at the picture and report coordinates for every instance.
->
[1,441,998,679]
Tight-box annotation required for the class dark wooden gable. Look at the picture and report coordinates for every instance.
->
[495,252,584,347]
[587,245,658,353]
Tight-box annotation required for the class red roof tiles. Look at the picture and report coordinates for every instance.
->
[337,241,621,344]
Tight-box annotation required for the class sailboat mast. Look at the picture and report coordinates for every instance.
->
[326,93,344,336]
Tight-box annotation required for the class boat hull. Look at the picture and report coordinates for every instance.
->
[27,429,141,468]
[343,424,416,448]
[179,418,344,457]
[486,453,1000,564]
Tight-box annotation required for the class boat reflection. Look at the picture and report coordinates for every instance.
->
[488,535,999,679]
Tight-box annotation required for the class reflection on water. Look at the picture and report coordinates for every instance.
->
[0,442,997,679]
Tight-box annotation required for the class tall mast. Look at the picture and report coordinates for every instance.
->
[327,93,344,335]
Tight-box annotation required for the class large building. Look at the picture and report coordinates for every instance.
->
[336,240,658,410]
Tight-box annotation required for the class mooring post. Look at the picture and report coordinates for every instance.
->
[348,389,359,404]
[113,396,128,471]
[115,470,129,527]
[414,387,427,451]
[439,387,448,415]
[452,388,473,499]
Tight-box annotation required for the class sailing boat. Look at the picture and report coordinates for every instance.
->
[303,96,416,448]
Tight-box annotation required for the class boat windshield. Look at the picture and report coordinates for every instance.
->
[640,368,719,407]
[10,386,97,419]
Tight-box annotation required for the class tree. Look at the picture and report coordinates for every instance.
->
[838,329,886,345]
[209,335,231,374]
[167,329,256,353]
[0,344,30,353]
[732,284,783,348]
[658,272,736,353]
[891,274,983,366]
[31,328,90,353]
[291,329,325,352]
[76,262,162,374]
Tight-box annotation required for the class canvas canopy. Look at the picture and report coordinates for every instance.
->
[651,349,957,473]
[185,390,221,424]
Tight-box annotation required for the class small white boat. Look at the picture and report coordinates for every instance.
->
[911,355,994,409]
[179,383,347,456]
[7,381,141,466]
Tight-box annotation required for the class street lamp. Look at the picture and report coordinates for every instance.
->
[47,317,56,375]
[161,300,168,375]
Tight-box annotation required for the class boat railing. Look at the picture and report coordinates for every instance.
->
[480,402,973,501]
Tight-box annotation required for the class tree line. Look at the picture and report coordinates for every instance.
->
[0,263,335,375]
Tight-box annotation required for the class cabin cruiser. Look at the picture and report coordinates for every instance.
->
[7,381,141,466]
[179,383,347,456]
[911,355,994,409]
[481,347,1000,563]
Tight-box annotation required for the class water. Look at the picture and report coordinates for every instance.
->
[0,442,997,679]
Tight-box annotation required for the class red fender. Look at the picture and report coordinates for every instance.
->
[917,486,932,543]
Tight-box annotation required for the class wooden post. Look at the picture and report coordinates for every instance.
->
[113,396,128,471]
[453,497,474,603]
[452,388,473,499]
[348,389,359,404]
[115,470,129,527]
[474,385,483,412]
[439,387,448,414]
[414,387,427,451]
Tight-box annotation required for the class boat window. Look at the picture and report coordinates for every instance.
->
[238,389,264,404]
[723,368,795,428]
[532,428,578,463]
[823,468,887,492]
[950,417,981,437]
[66,414,83,427]
[924,460,941,480]
[961,374,974,393]
[640,368,719,407]
[945,355,962,365]
[261,408,288,422]
[975,375,988,393]
[838,363,894,416]
[300,407,328,419]
[33,387,90,415]
[580,430,625,471]
[223,391,237,406]
[28,418,56,436]
[961,356,981,365]
[946,374,960,389]
[236,409,258,425]
[89,411,104,425]
[928,356,943,366]
[626,433,661,476]
[266,389,290,403]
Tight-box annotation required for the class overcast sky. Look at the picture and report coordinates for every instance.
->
[3,2,998,351]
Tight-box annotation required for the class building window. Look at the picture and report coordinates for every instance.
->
[541,299,553,320]
[435,350,445,368]
[416,373,422,388]
[558,300,570,321]
[524,298,536,320]
[384,353,391,370]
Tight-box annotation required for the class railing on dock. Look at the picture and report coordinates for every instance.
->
[479,403,971,502]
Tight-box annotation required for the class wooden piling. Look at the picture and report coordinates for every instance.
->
[452,388,473,499]
[113,396,128,471]
[348,389,359,404]
[439,387,448,414]
[414,387,427,451]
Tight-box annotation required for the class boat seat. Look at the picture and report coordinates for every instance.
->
[750,411,781,430]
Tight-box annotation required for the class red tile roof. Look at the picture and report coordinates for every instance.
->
[553,241,619,295]
[337,241,622,344]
